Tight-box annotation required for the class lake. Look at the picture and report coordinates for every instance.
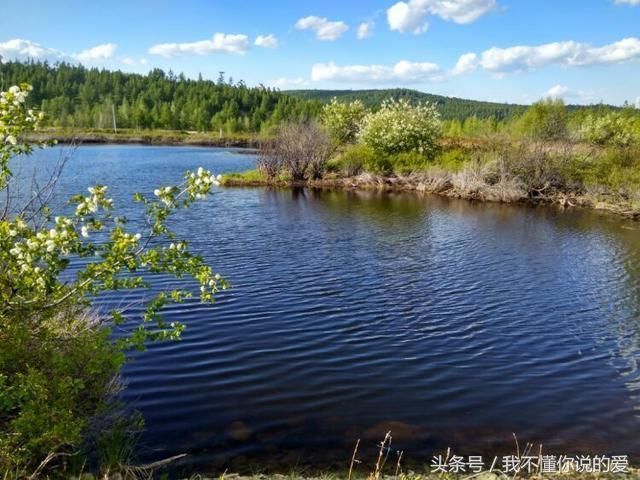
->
[21,145,640,472]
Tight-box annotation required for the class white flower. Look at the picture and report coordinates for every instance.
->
[81,226,89,238]
[5,135,17,145]
[154,189,161,196]
[133,233,142,241]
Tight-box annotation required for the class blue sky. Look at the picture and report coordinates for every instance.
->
[1,0,639,105]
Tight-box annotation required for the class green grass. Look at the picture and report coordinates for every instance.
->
[221,170,266,184]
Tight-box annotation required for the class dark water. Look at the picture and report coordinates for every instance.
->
[21,145,640,472]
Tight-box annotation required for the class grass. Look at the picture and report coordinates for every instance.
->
[175,433,640,480]
[221,170,266,185]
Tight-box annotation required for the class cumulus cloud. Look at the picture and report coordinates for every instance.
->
[148,33,249,57]
[387,0,496,34]
[546,85,570,98]
[73,43,117,62]
[387,2,430,34]
[270,77,310,89]
[295,16,349,41]
[311,60,441,84]
[480,37,640,73]
[0,38,65,61]
[255,34,279,48]
[451,52,478,75]
[614,0,640,5]
[121,57,148,66]
[544,85,596,102]
[0,38,118,64]
[357,21,375,39]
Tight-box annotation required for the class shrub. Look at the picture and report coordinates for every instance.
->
[358,98,442,157]
[256,140,281,180]
[577,112,638,147]
[331,144,377,176]
[518,98,568,141]
[389,151,429,175]
[434,149,469,172]
[560,145,640,191]
[321,98,366,145]
[0,84,227,477]
[260,121,333,181]
[0,309,124,474]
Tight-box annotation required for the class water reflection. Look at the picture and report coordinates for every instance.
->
[18,147,640,473]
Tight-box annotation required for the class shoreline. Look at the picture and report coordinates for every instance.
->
[23,128,261,148]
[222,174,640,222]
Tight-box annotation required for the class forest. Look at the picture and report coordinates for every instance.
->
[0,60,321,133]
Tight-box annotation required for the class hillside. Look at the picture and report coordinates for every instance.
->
[283,88,529,121]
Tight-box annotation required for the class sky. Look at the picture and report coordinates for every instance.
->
[1,0,639,106]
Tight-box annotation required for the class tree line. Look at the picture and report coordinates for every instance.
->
[0,61,321,133]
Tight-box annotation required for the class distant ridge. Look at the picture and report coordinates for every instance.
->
[283,88,608,121]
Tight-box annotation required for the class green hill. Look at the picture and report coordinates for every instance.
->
[283,88,527,121]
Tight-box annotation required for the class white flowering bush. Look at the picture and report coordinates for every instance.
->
[358,98,442,157]
[320,98,366,145]
[577,112,638,147]
[0,85,227,475]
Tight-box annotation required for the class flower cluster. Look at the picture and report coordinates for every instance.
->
[152,167,221,208]
[1,84,227,351]
[321,98,366,145]
[186,167,222,200]
[358,98,442,156]
[74,185,113,217]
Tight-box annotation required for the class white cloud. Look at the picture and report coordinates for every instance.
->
[121,57,148,66]
[480,37,640,73]
[270,77,310,89]
[295,16,349,41]
[357,21,375,39]
[451,52,478,75]
[428,0,496,23]
[73,43,117,62]
[311,60,441,84]
[387,0,495,34]
[387,1,429,34]
[544,85,596,103]
[0,38,64,61]
[0,38,119,64]
[255,34,279,48]
[615,0,640,5]
[546,85,570,98]
[149,33,250,57]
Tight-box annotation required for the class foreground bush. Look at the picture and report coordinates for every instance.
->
[358,98,442,157]
[0,309,125,474]
[0,84,227,477]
